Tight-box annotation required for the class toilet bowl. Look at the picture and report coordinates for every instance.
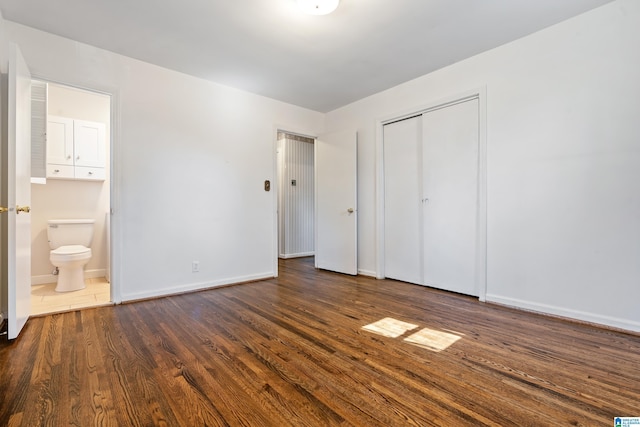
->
[50,245,92,292]
[47,219,95,293]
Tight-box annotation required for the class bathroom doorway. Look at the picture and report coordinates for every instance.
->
[29,81,112,315]
[276,131,315,260]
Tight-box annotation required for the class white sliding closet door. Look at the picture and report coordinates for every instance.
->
[383,117,422,284]
[422,99,479,296]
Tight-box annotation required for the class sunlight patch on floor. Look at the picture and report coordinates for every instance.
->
[362,317,463,352]
[362,317,419,338]
[404,327,462,352]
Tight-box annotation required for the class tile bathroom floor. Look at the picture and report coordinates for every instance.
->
[31,277,112,316]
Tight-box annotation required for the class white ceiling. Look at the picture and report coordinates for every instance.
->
[0,0,615,112]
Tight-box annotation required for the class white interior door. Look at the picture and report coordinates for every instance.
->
[6,44,32,339]
[315,129,357,275]
[383,117,422,284]
[422,99,479,296]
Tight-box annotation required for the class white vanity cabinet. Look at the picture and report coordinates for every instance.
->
[46,115,106,181]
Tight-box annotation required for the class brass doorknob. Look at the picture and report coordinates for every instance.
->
[16,205,31,214]
[0,206,8,214]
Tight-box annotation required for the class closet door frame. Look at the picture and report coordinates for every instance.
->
[375,87,488,301]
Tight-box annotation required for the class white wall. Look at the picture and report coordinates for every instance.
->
[326,0,640,331]
[30,83,111,283]
[0,20,324,301]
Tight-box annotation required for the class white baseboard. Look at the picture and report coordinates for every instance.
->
[357,269,376,277]
[32,268,107,286]
[121,271,275,302]
[486,293,640,333]
[279,252,314,259]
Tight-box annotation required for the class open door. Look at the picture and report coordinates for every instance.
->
[4,44,32,339]
[315,129,357,275]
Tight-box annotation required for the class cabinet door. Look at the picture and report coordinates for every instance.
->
[46,115,74,166]
[74,119,105,168]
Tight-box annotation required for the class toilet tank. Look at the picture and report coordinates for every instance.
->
[47,219,95,249]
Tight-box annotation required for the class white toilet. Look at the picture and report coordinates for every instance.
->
[47,219,95,292]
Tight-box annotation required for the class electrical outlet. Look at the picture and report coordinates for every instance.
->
[192,261,199,273]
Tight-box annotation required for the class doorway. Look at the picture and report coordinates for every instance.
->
[273,128,358,277]
[29,81,112,315]
[276,131,315,260]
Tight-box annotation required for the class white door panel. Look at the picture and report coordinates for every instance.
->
[6,43,32,339]
[383,117,422,284]
[315,130,357,275]
[422,99,479,296]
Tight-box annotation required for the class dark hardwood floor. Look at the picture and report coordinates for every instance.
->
[1,257,639,426]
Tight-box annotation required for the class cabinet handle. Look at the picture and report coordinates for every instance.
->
[88,171,93,175]
[67,155,71,160]
[54,169,60,173]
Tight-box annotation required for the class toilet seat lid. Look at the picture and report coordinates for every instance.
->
[52,245,90,255]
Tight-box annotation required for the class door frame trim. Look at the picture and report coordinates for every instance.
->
[375,87,487,301]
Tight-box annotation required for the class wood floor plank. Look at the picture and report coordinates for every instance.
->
[1,257,639,426]
[84,308,120,426]
[21,314,63,426]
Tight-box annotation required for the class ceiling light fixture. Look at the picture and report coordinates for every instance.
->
[296,0,340,15]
